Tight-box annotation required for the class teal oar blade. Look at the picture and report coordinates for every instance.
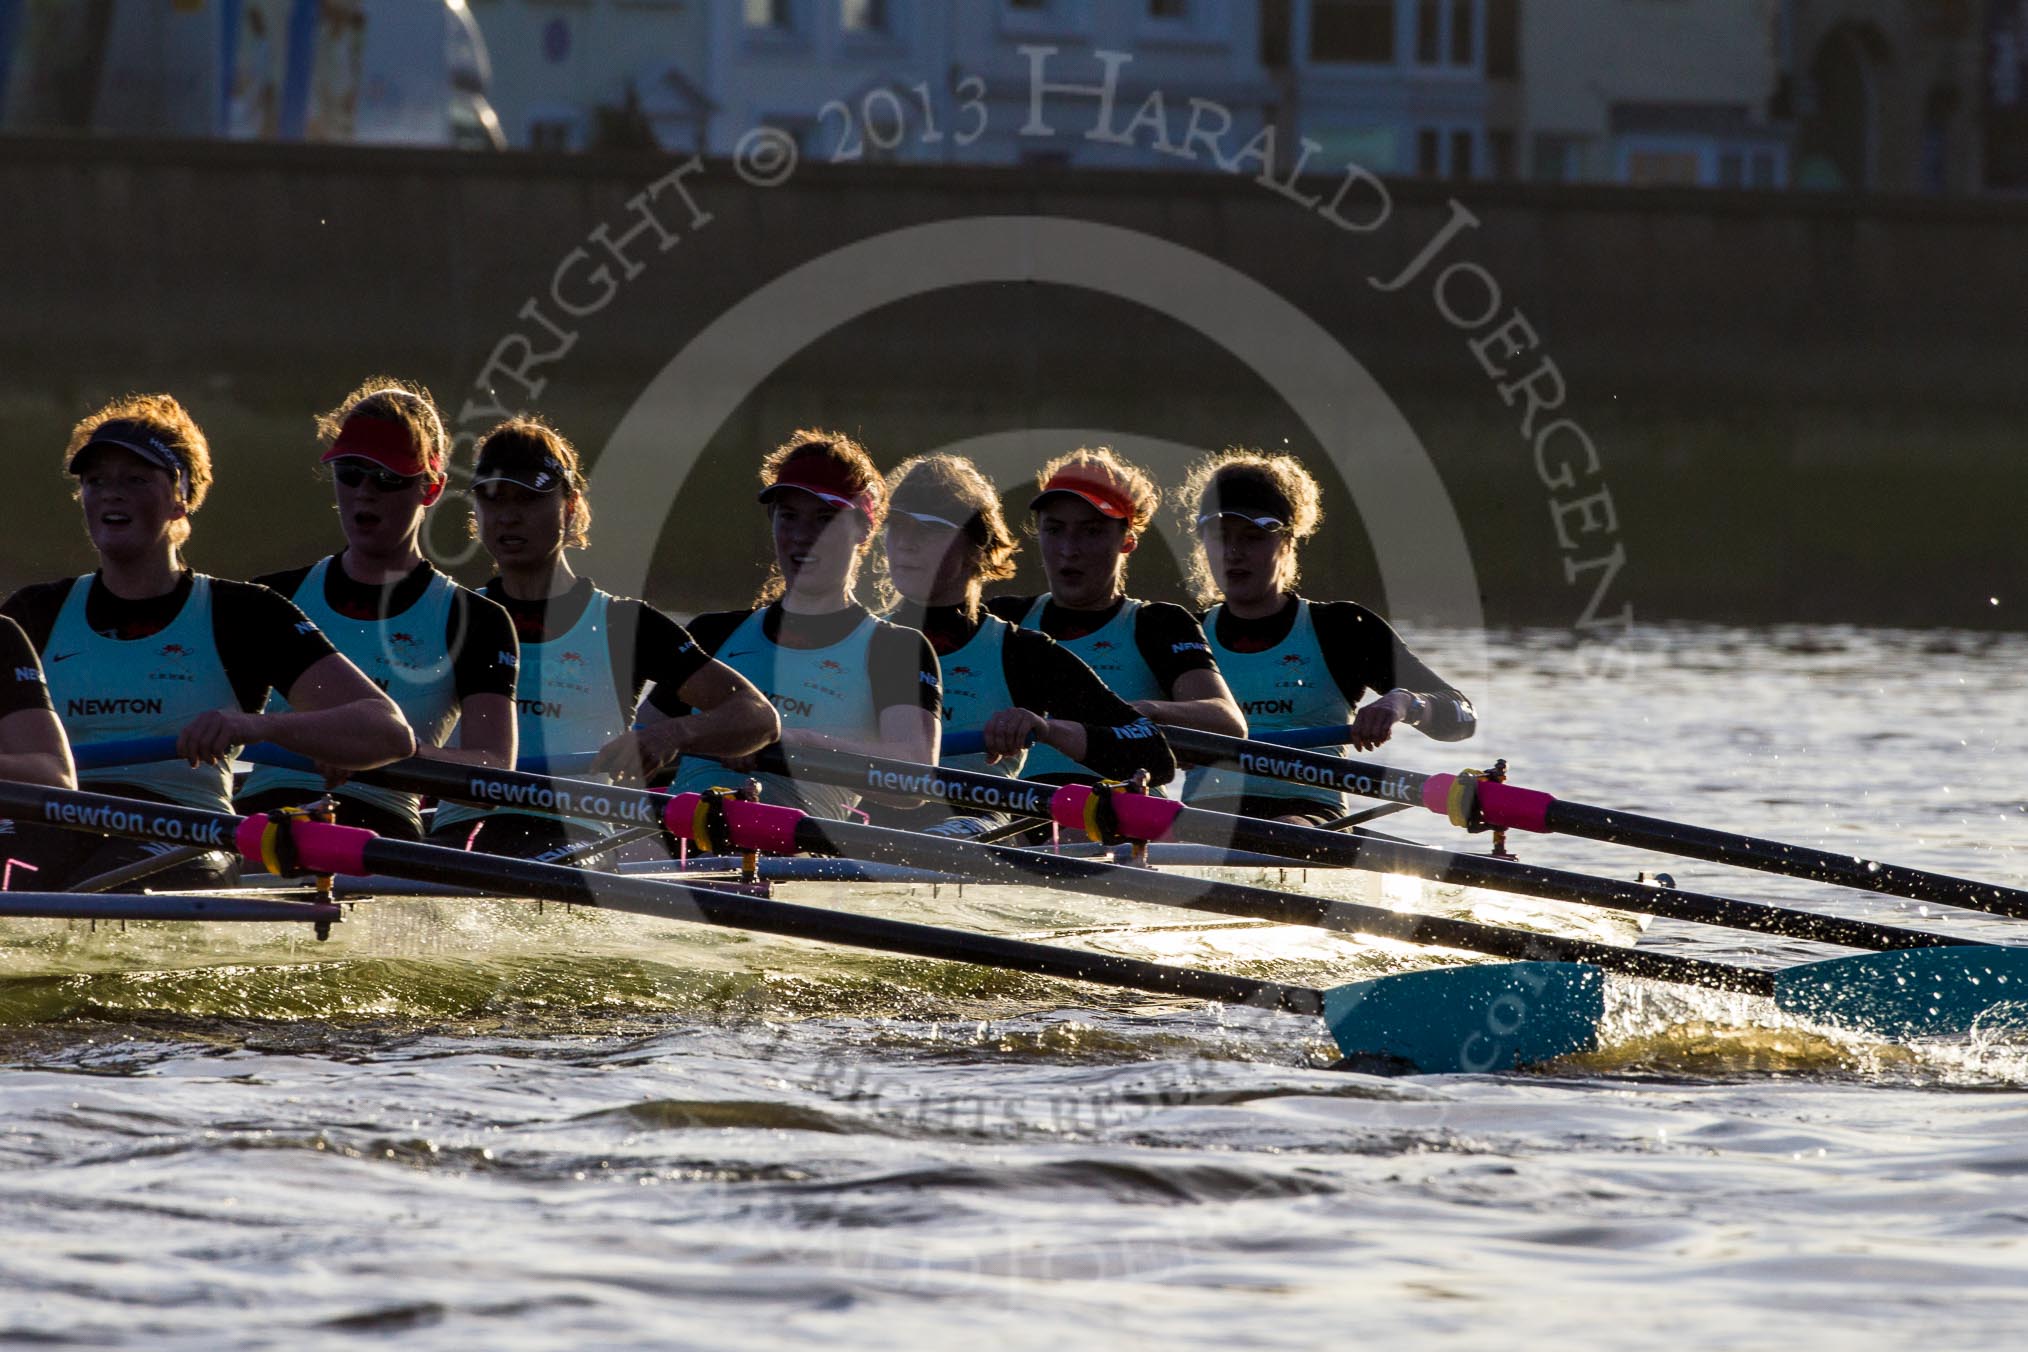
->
[1321,961,1605,1074]
[1774,947,2028,1040]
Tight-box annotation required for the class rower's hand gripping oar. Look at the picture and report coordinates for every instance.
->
[1160,725,2028,920]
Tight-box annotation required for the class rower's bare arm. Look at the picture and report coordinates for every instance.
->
[983,707,1086,766]
[246,652,416,768]
[0,707,77,789]
[416,692,517,770]
[597,661,778,778]
[1130,669,1247,739]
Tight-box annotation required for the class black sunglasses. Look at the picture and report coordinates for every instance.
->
[333,461,424,493]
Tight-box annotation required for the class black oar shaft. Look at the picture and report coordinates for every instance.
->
[1188,812,1976,955]
[1162,726,2028,918]
[770,747,1968,956]
[1542,800,2026,918]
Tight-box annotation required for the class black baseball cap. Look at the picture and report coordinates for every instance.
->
[472,439,571,493]
[67,419,192,495]
[1196,471,1294,530]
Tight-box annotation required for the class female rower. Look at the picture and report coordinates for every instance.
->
[656,431,940,820]
[879,453,1176,834]
[236,379,519,839]
[985,446,1244,784]
[429,416,777,864]
[1180,450,1475,824]
[0,617,75,789]
[0,394,413,888]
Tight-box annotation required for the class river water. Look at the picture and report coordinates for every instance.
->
[3,625,2025,1349]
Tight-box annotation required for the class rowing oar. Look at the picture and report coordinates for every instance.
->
[771,746,1978,956]
[60,737,1997,953]
[0,890,342,926]
[173,751,2028,1062]
[1159,725,2028,918]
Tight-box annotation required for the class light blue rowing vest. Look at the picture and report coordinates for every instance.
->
[936,614,1020,778]
[669,607,880,819]
[240,556,462,832]
[44,573,240,811]
[1017,595,1160,781]
[434,588,626,835]
[1184,599,1352,813]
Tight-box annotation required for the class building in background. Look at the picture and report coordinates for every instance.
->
[0,0,503,148]
[4,0,2017,194]
[1268,0,1518,179]
[1783,0,1987,193]
[1514,0,1787,188]
[472,0,711,153]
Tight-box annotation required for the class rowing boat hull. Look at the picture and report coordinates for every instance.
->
[0,855,1648,996]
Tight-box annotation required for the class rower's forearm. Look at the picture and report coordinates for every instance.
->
[0,752,76,789]
[1134,697,1247,739]
[1066,719,1176,782]
[662,691,781,760]
[256,701,416,768]
[1412,693,1477,742]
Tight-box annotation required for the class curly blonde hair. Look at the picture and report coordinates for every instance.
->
[1032,445,1161,537]
[65,393,215,559]
[468,415,592,550]
[1180,449,1324,606]
[755,429,885,604]
[316,376,450,482]
[877,452,1018,617]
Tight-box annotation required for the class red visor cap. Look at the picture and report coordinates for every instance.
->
[1029,466,1135,521]
[757,459,876,523]
[320,415,436,478]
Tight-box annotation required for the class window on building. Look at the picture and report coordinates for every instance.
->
[1485,0,1518,78]
[1488,128,1513,178]
[1449,0,1474,64]
[842,0,888,32]
[529,119,576,153]
[1751,149,1781,188]
[1416,0,1442,63]
[1718,151,1744,187]
[1149,0,1190,17]
[1311,0,1395,63]
[746,0,792,28]
[1625,150,1700,186]
[1450,128,1474,177]
[1261,0,1291,65]
[1417,128,1441,176]
[1533,133,1584,182]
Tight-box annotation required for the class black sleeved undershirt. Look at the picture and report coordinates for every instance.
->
[1,573,337,712]
[649,602,939,719]
[256,557,519,702]
[0,616,52,718]
[983,594,1218,697]
[910,604,1173,781]
[1209,597,1476,741]
[479,577,710,722]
